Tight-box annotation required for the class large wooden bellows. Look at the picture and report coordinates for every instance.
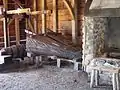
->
[26,34,82,60]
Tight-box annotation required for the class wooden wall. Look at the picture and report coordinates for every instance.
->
[26,0,85,35]
[0,0,26,48]
[0,0,85,48]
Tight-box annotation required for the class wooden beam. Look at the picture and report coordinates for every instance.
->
[3,17,9,48]
[42,0,46,34]
[30,10,51,15]
[3,0,8,9]
[71,0,78,44]
[3,0,9,47]
[62,0,75,19]
[84,0,93,15]
[15,17,20,45]
[25,0,28,29]
[53,0,58,33]
[12,0,23,8]
[28,18,34,32]
[7,8,30,14]
[15,4,20,45]
[33,0,38,34]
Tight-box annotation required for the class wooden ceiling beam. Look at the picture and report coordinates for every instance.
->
[7,8,30,14]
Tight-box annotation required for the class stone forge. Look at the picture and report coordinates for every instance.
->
[83,0,120,86]
[83,0,120,69]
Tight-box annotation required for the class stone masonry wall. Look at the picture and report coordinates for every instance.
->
[82,17,108,67]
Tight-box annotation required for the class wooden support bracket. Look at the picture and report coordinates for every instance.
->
[62,0,75,20]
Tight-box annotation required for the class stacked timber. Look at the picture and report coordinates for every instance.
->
[26,33,82,60]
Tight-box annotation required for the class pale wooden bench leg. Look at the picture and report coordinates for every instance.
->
[57,59,61,68]
[39,56,42,62]
[112,73,117,90]
[95,70,99,86]
[35,56,42,68]
[90,69,95,88]
[116,73,119,90]
[74,62,79,71]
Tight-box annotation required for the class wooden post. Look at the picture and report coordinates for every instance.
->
[74,62,79,70]
[33,0,38,34]
[15,5,20,45]
[95,70,99,86]
[15,17,20,45]
[53,0,58,33]
[3,0,9,47]
[116,73,120,90]
[57,59,61,68]
[3,15,8,48]
[112,73,117,90]
[90,70,95,88]
[25,0,28,29]
[72,0,78,44]
[42,0,46,34]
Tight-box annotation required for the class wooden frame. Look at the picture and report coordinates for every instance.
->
[62,0,75,19]
[41,0,46,34]
[53,0,58,33]
[33,0,38,34]
[62,0,78,44]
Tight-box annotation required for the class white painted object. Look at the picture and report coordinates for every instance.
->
[0,55,11,64]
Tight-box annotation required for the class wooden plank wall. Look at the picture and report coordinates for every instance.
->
[0,0,26,48]
[0,0,85,48]
[27,0,85,35]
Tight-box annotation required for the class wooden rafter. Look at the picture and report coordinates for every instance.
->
[28,18,34,32]
[62,0,75,19]
[84,0,93,15]
[12,0,23,8]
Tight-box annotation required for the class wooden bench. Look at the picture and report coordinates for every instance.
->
[47,56,82,70]
[27,52,82,70]
[89,58,120,90]
[56,58,81,70]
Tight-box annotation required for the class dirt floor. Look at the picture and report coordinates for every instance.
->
[0,63,113,90]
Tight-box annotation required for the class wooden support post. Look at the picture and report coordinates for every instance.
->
[28,18,34,32]
[25,0,28,29]
[3,0,9,47]
[116,73,119,90]
[33,0,38,34]
[15,17,20,45]
[112,73,117,90]
[53,0,58,33]
[72,0,78,44]
[57,59,61,68]
[90,70,95,88]
[74,62,79,70]
[15,5,20,45]
[3,16,9,48]
[95,70,99,86]
[42,0,46,34]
